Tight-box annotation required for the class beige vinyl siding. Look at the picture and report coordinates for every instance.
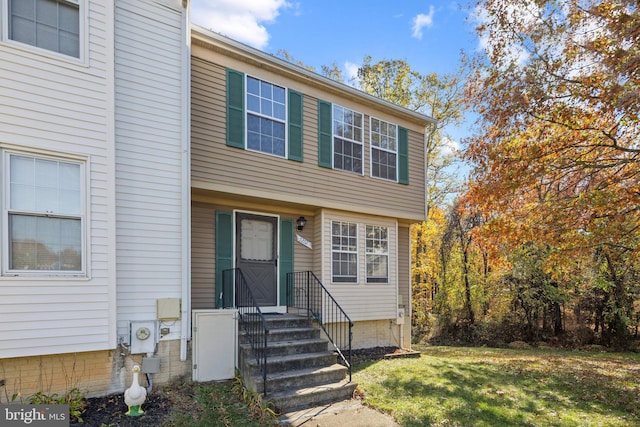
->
[114,0,186,339]
[293,216,314,273]
[191,202,216,310]
[398,224,412,348]
[398,224,411,311]
[191,200,315,309]
[191,56,427,221]
[0,1,115,358]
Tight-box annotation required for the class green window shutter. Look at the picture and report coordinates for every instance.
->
[398,126,409,184]
[279,219,294,306]
[288,90,304,162]
[226,69,245,149]
[216,211,234,308]
[317,100,332,168]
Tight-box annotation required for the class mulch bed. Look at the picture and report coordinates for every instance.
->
[348,346,401,364]
[71,389,178,426]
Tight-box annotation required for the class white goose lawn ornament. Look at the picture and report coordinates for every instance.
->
[124,365,147,416]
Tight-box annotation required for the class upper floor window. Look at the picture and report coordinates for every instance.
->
[226,69,303,161]
[7,0,80,58]
[246,76,286,157]
[318,100,408,183]
[331,221,358,283]
[370,118,397,181]
[333,105,363,174]
[4,152,85,274]
[365,225,389,283]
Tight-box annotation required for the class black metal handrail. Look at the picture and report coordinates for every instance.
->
[286,271,353,382]
[222,268,270,395]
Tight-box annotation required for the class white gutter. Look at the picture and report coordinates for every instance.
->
[180,0,192,362]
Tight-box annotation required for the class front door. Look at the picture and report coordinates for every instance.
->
[236,213,278,306]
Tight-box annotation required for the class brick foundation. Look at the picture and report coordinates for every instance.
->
[0,340,191,403]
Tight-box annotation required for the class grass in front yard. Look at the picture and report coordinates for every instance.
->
[354,346,640,427]
[170,378,279,427]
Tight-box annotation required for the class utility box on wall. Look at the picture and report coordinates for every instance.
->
[130,320,157,354]
[141,356,161,373]
[157,298,181,320]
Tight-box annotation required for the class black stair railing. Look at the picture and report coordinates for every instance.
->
[222,268,270,395]
[286,271,353,382]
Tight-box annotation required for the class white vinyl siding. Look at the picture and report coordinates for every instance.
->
[0,0,114,358]
[114,0,186,339]
[321,211,397,322]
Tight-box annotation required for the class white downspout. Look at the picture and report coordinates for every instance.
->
[180,0,192,362]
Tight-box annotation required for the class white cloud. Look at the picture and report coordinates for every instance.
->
[411,6,435,40]
[344,61,360,86]
[441,136,460,157]
[190,0,292,49]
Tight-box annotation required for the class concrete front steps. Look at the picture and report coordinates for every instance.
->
[238,314,357,412]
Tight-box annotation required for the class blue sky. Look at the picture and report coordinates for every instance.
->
[190,0,479,151]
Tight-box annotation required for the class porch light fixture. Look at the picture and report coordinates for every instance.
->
[297,216,307,231]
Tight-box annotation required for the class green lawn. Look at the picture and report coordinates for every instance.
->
[354,346,640,427]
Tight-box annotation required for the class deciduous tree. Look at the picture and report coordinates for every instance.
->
[357,56,465,214]
[463,0,640,343]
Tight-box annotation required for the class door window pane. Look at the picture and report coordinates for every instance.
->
[240,219,273,261]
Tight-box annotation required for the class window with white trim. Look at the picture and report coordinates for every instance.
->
[4,152,85,274]
[333,105,363,174]
[366,225,389,283]
[370,118,398,181]
[246,76,287,157]
[331,221,358,283]
[5,0,81,58]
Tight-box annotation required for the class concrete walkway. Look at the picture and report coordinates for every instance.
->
[281,399,399,427]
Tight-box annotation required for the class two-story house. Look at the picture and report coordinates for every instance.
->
[190,26,434,355]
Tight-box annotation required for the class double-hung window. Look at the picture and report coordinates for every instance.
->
[6,0,81,58]
[333,105,363,174]
[366,225,389,283]
[226,69,303,161]
[246,76,287,157]
[318,101,407,182]
[4,153,85,274]
[370,118,398,181]
[331,221,358,283]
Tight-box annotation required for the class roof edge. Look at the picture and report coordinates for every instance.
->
[191,24,438,127]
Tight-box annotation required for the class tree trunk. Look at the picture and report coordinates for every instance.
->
[462,249,475,324]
